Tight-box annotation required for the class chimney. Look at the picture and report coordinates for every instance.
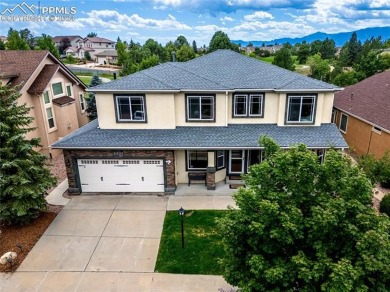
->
[171,51,176,62]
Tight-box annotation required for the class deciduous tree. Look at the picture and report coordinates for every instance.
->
[272,46,295,71]
[36,34,60,58]
[6,28,30,50]
[219,137,390,291]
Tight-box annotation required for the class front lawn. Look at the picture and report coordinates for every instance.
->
[155,210,227,275]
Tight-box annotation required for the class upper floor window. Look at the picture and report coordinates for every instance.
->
[186,95,215,122]
[66,84,72,97]
[233,93,264,118]
[52,82,63,96]
[339,113,348,133]
[115,95,146,122]
[79,93,86,113]
[42,90,56,130]
[286,95,316,124]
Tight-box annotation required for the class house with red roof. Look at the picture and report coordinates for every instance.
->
[333,70,390,159]
[0,50,89,158]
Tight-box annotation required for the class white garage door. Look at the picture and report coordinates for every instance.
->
[77,159,165,193]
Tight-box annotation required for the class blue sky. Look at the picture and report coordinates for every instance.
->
[1,0,389,45]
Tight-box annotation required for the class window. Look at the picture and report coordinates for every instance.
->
[66,84,72,97]
[233,93,264,117]
[216,150,225,169]
[314,149,325,164]
[52,82,63,96]
[229,150,245,173]
[339,113,348,133]
[115,95,146,122]
[247,150,262,169]
[79,93,85,112]
[287,95,316,123]
[187,150,208,170]
[43,90,55,130]
[186,95,215,121]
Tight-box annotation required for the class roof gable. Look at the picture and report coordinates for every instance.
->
[91,49,339,92]
[334,70,390,131]
[28,64,60,93]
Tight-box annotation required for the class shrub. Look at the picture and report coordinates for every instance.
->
[357,154,378,184]
[380,194,390,216]
[377,152,390,188]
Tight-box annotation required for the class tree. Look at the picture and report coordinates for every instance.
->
[219,137,390,291]
[87,32,97,37]
[320,37,336,59]
[0,38,5,50]
[0,84,56,225]
[84,51,91,61]
[209,31,237,52]
[176,45,195,62]
[174,35,189,48]
[272,46,295,71]
[297,43,310,64]
[58,37,71,55]
[19,28,34,49]
[6,28,30,50]
[192,40,198,53]
[36,34,60,58]
[85,75,102,121]
[143,38,167,62]
[116,38,127,66]
[138,55,160,70]
[307,53,331,81]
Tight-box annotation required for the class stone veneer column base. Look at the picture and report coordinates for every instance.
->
[206,167,216,190]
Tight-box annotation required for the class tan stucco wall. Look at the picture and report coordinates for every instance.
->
[96,93,176,129]
[335,110,390,159]
[215,168,226,183]
[14,56,87,157]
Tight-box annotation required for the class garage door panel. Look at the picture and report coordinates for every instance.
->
[77,159,165,193]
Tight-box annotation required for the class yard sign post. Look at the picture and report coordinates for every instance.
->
[179,207,185,248]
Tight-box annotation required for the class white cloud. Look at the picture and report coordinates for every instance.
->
[244,11,274,20]
[221,16,234,22]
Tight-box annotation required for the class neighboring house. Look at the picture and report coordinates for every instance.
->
[75,37,116,59]
[52,50,347,194]
[0,50,89,158]
[53,35,83,49]
[333,70,390,159]
[240,46,255,54]
[65,46,94,59]
[94,50,118,65]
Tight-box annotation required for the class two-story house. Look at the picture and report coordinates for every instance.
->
[333,70,390,159]
[66,37,116,60]
[52,50,347,194]
[0,50,89,158]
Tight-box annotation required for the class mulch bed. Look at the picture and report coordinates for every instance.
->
[0,207,60,273]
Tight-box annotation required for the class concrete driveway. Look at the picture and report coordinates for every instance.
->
[1,195,235,291]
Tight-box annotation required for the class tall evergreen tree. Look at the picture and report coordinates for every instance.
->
[192,40,198,53]
[86,75,103,121]
[272,46,295,71]
[0,84,56,225]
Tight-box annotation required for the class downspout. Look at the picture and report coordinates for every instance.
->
[38,93,52,158]
[225,90,228,127]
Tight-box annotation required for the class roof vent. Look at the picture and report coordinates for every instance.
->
[350,92,353,101]
[171,51,176,62]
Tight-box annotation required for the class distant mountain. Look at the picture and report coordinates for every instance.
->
[232,26,390,47]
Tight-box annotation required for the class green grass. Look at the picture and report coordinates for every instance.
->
[259,56,274,63]
[78,76,93,85]
[74,72,117,80]
[155,210,227,275]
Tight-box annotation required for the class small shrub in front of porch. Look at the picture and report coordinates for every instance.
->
[155,210,227,275]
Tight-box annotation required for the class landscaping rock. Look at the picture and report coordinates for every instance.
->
[0,252,17,265]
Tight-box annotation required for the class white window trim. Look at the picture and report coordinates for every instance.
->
[66,83,73,97]
[233,95,248,116]
[339,113,348,134]
[42,89,57,132]
[249,94,263,117]
[216,150,225,169]
[331,109,337,124]
[186,95,215,121]
[229,150,245,174]
[115,95,146,122]
[51,81,64,97]
[187,150,208,170]
[79,93,86,113]
[286,95,316,123]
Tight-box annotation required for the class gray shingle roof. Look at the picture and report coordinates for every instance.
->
[91,50,339,92]
[52,119,347,149]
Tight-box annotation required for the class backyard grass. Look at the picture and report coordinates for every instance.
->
[78,76,93,85]
[259,56,274,63]
[155,210,227,275]
[74,72,117,80]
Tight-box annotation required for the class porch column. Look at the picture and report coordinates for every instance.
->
[206,151,216,190]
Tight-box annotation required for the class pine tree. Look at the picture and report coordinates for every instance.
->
[0,84,56,225]
[85,75,102,121]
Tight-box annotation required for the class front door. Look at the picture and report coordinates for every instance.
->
[229,150,245,173]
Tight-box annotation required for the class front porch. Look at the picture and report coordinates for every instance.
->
[175,181,238,196]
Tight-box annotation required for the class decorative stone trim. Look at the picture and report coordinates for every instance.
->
[206,166,216,190]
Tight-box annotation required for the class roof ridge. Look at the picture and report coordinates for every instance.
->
[168,62,229,89]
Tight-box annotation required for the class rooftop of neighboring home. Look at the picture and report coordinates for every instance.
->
[81,37,115,43]
[334,70,390,131]
[52,35,82,43]
[90,49,340,92]
[95,50,118,57]
[0,50,86,90]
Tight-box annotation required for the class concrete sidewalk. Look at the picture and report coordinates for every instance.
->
[46,179,70,206]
